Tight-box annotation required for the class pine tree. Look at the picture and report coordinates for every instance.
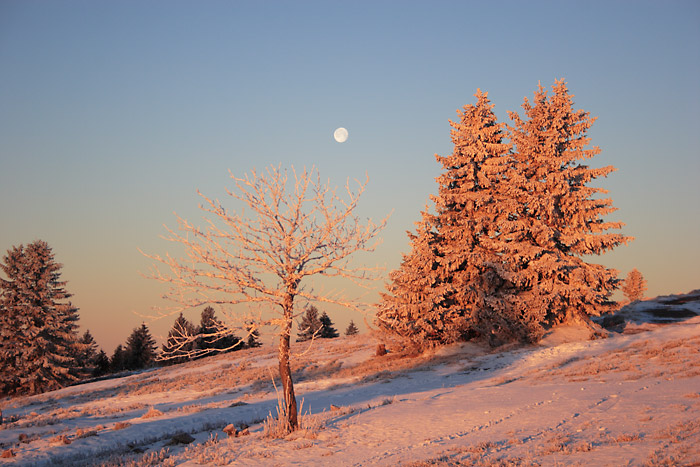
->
[92,349,110,377]
[196,306,241,357]
[161,313,197,364]
[504,80,632,331]
[377,90,514,347]
[110,344,127,373]
[296,305,322,342]
[622,268,647,302]
[0,241,82,395]
[345,320,359,336]
[124,324,157,370]
[319,311,339,338]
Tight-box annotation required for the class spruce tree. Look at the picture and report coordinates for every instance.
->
[162,313,197,364]
[377,212,449,347]
[124,324,157,370]
[505,80,632,331]
[319,311,339,338]
[196,306,241,357]
[622,268,647,303]
[92,349,110,377]
[77,330,99,373]
[245,323,262,348]
[377,90,513,346]
[345,320,359,336]
[296,305,322,342]
[110,344,127,373]
[0,241,81,395]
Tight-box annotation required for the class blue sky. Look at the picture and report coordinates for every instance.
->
[1,1,699,352]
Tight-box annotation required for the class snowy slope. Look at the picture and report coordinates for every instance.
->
[1,292,699,466]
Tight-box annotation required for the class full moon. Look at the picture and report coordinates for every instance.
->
[333,127,348,143]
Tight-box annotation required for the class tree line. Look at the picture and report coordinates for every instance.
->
[0,240,358,396]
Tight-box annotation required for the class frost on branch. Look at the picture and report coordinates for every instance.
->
[144,165,387,430]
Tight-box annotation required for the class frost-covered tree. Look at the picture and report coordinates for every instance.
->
[319,311,339,338]
[144,165,386,431]
[377,90,514,347]
[0,240,81,395]
[376,212,449,347]
[345,320,359,336]
[622,268,647,302]
[504,80,632,332]
[124,323,157,370]
[297,305,322,342]
[161,313,198,364]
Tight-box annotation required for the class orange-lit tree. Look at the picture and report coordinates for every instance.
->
[145,165,387,431]
[622,268,647,303]
[377,90,515,347]
[503,80,632,332]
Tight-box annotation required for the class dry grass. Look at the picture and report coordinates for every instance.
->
[530,335,700,382]
[140,407,163,419]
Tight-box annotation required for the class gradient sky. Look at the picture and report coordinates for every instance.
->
[1,1,699,353]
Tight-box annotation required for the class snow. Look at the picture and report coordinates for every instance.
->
[1,292,699,466]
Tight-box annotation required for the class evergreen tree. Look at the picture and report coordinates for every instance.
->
[377,90,513,346]
[504,80,632,332]
[124,324,157,370]
[76,330,99,372]
[296,305,322,342]
[319,311,339,338]
[92,349,110,377]
[110,345,127,373]
[345,320,359,336]
[622,268,647,303]
[377,212,449,347]
[196,306,241,356]
[245,323,262,348]
[0,240,82,395]
[161,313,197,364]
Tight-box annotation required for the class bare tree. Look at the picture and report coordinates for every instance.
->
[144,165,387,430]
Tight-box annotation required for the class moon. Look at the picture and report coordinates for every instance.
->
[333,127,348,143]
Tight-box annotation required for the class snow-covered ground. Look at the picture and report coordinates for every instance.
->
[1,291,699,466]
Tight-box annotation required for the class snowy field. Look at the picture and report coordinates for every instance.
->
[1,291,699,466]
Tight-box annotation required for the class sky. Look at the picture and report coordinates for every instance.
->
[1,0,699,353]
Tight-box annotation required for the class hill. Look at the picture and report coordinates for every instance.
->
[1,292,699,466]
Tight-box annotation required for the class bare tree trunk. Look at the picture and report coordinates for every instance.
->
[279,288,298,430]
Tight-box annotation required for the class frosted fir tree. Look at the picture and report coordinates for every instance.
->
[345,320,359,336]
[0,241,81,395]
[319,311,339,338]
[504,80,632,331]
[161,313,198,364]
[124,323,158,370]
[621,268,647,303]
[296,305,322,342]
[377,90,514,347]
[376,211,452,348]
